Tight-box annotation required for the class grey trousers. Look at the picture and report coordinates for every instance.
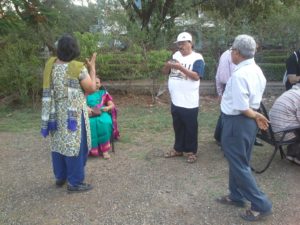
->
[221,113,272,213]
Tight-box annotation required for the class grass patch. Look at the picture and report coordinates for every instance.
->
[0,108,40,132]
[0,97,220,139]
[120,105,171,132]
[127,150,148,160]
[118,105,172,144]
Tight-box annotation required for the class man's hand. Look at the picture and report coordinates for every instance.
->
[242,109,269,130]
[162,59,178,75]
[167,59,181,70]
[254,112,269,130]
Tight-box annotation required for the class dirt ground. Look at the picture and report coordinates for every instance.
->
[0,95,300,225]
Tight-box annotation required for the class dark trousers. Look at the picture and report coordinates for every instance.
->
[171,103,198,154]
[287,129,300,156]
[221,113,272,213]
[214,113,222,143]
[52,112,88,186]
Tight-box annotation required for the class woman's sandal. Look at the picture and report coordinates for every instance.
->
[187,153,197,163]
[103,152,111,160]
[164,149,183,158]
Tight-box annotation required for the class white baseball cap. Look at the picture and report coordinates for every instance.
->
[174,32,192,43]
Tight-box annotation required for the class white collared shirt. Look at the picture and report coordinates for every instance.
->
[221,58,266,115]
[215,49,236,96]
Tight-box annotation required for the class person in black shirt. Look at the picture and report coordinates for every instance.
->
[285,50,300,90]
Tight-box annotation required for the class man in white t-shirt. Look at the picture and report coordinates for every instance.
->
[162,32,205,163]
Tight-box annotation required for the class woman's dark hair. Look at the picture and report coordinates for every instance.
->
[56,34,80,62]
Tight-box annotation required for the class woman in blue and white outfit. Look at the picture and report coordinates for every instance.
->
[41,34,97,193]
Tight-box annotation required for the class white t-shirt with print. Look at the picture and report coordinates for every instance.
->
[168,51,204,108]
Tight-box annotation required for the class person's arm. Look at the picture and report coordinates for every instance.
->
[102,100,114,112]
[287,75,300,84]
[215,51,230,96]
[296,106,300,124]
[242,108,269,130]
[215,72,223,97]
[80,53,97,94]
[216,68,226,100]
[215,63,225,102]
[287,52,300,84]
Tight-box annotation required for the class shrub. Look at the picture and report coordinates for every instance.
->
[145,50,172,78]
[255,49,289,63]
[97,52,145,80]
[258,63,286,81]
[256,56,288,64]
[257,49,288,57]
[96,49,171,81]
[0,37,42,105]
[74,32,102,60]
[202,57,216,81]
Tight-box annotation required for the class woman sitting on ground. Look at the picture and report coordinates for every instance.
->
[86,76,119,159]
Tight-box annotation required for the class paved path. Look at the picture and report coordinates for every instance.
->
[103,79,285,96]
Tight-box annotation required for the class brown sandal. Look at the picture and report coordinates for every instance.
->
[187,153,197,163]
[215,195,246,208]
[164,149,183,158]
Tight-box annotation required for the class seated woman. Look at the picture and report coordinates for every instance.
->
[86,76,119,159]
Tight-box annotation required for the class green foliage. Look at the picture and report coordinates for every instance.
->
[145,50,172,76]
[255,5,300,50]
[202,58,215,81]
[74,32,101,60]
[117,0,205,49]
[256,49,288,57]
[202,0,284,24]
[0,35,43,105]
[254,49,289,81]
[256,55,287,64]
[1,0,300,107]
[146,50,171,68]
[95,48,171,80]
[97,51,144,80]
[0,12,25,35]
[258,63,286,81]
[73,32,171,80]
